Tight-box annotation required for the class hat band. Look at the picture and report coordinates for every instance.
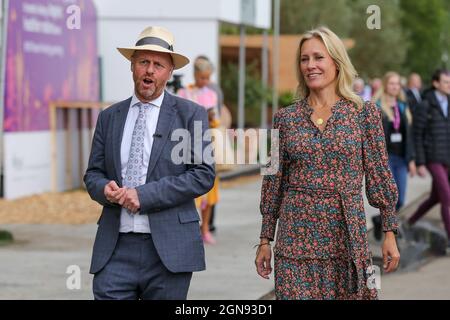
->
[135,37,173,52]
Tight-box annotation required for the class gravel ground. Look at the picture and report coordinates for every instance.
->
[0,190,102,224]
[0,176,259,225]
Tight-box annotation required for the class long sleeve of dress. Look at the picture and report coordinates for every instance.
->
[361,102,399,233]
[259,111,289,240]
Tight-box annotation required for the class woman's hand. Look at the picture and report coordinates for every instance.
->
[255,240,272,279]
[382,231,400,273]
[408,161,417,177]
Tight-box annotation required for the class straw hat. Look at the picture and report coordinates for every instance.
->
[117,26,189,69]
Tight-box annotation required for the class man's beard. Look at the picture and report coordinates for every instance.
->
[137,81,156,101]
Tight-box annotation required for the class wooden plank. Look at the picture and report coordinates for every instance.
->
[49,103,57,192]
[49,101,113,192]
[64,109,73,190]
[51,101,111,109]
[78,109,84,190]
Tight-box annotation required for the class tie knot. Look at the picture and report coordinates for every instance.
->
[135,102,151,111]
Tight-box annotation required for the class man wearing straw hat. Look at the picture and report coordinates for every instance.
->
[84,26,215,300]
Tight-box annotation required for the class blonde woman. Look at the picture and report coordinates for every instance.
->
[371,72,416,240]
[178,56,220,245]
[255,27,400,300]
[377,73,415,189]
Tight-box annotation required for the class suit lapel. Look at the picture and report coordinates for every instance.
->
[412,89,421,104]
[431,93,448,119]
[146,91,177,180]
[446,96,450,121]
[112,97,132,186]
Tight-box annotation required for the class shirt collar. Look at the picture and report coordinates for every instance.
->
[130,90,165,108]
[435,90,448,104]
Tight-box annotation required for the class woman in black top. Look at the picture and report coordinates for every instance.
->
[372,71,416,239]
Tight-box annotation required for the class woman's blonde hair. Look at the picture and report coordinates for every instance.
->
[296,26,363,109]
[194,56,214,74]
[377,71,412,124]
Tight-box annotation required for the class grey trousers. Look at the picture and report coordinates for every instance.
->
[93,233,192,300]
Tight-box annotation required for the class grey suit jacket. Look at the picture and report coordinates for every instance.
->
[84,91,215,274]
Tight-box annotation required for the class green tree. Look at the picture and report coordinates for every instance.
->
[439,1,450,70]
[400,0,448,81]
[348,0,408,79]
[220,61,270,127]
[279,0,409,79]
[280,0,353,36]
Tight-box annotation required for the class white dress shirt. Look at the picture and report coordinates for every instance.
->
[435,90,448,118]
[119,91,164,233]
[412,88,421,103]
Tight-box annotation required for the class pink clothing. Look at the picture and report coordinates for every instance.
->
[393,103,401,132]
[178,85,217,111]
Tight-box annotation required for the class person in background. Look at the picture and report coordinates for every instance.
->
[178,56,221,245]
[195,55,224,116]
[372,71,416,241]
[405,73,423,115]
[353,77,371,102]
[370,77,382,101]
[400,76,408,90]
[193,56,224,234]
[408,69,450,250]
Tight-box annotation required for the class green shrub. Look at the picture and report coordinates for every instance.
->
[221,61,271,127]
[0,230,14,246]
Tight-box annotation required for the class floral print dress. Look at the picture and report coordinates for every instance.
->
[259,98,398,300]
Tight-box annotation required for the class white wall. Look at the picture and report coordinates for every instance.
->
[3,126,90,199]
[93,0,219,20]
[93,0,271,103]
[97,18,219,102]
[93,0,221,102]
[3,132,51,199]
[254,0,271,29]
[219,0,271,29]
[219,0,241,25]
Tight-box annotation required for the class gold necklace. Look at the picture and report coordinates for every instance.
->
[314,109,328,126]
[308,99,332,126]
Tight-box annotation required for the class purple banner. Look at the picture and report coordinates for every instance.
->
[3,0,99,132]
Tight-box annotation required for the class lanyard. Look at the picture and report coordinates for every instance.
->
[392,103,401,132]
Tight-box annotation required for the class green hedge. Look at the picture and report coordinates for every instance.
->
[0,230,14,245]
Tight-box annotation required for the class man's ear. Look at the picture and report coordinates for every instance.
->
[432,80,439,90]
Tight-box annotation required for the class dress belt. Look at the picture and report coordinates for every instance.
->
[287,185,362,196]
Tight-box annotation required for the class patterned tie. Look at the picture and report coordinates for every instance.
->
[124,102,150,214]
